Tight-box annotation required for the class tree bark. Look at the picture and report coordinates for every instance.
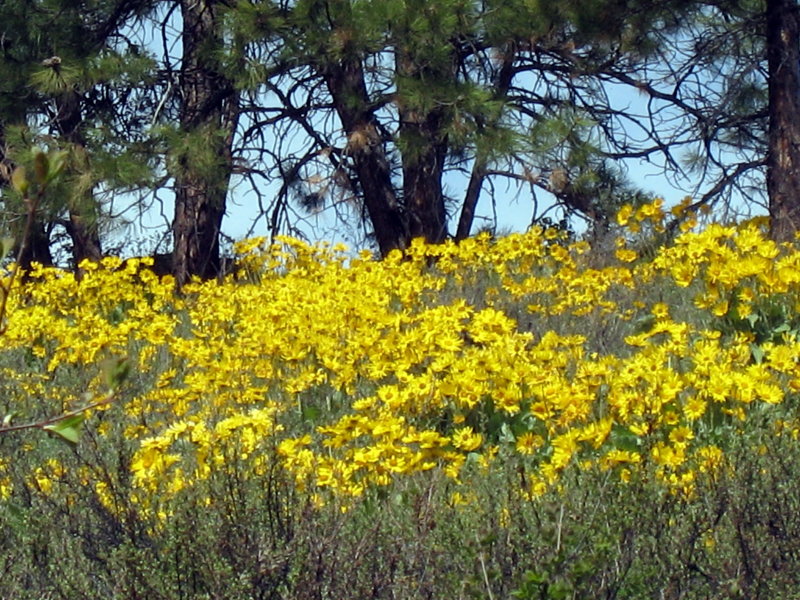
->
[456,160,487,240]
[766,0,800,242]
[54,89,104,267]
[396,50,448,245]
[323,57,409,256]
[399,119,448,244]
[14,221,54,272]
[173,0,238,286]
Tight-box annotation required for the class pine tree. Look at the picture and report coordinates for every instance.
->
[1,0,160,269]
[766,0,800,241]
[226,0,703,254]
[171,0,241,285]
[617,0,800,239]
[6,0,795,269]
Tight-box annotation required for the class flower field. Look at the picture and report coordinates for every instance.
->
[2,199,800,598]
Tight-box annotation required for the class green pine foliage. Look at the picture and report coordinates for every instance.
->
[1,0,777,264]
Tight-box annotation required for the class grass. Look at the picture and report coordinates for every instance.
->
[2,207,800,599]
[4,430,800,599]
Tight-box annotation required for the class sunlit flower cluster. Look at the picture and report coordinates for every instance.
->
[2,199,800,514]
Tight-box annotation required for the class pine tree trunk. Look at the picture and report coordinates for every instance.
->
[767,0,800,242]
[398,114,448,244]
[402,143,448,244]
[173,163,228,283]
[14,220,54,272]
[323,57,409,256]
[55,90,103,266]
[173,0,238,286]
[396,51,448,244]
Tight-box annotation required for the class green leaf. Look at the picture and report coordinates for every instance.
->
[101,357,130,390]
[750,343,764,364]
[43,414,85,444]
[10,167,28,196]
[499,422,516,444]
[302,404,321,423]
[632,314,656,335]
[523,570,548,584]
[47,150,69,182]
[465,451,481,466]
[610,424,640,452]
[0,237,14,259]
[548,581,573,600]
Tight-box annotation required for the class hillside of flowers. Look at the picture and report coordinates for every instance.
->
[1,198,799,522]
[0,200,800,598]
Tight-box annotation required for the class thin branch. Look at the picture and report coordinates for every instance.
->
[0,391,116,436]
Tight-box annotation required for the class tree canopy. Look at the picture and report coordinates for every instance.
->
[1,0,797,279]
